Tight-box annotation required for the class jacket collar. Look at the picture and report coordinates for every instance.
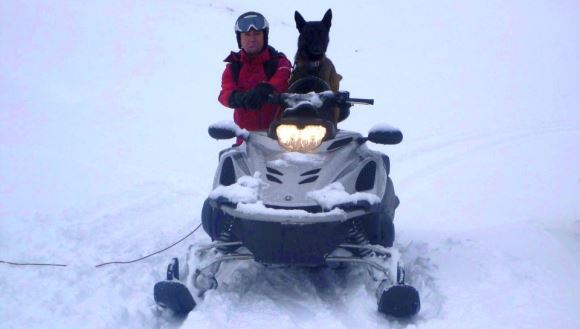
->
[224,47,271,64]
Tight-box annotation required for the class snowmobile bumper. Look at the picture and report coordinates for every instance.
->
[202,199,373,266]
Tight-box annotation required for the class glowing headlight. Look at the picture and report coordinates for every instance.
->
[276,124,327,152]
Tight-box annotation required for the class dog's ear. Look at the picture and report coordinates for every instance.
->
[295,11,306,32]
[322,9,332,29]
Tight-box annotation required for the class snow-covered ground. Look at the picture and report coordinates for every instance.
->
[1,1,579,328]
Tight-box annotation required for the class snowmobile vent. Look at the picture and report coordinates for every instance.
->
[219,157,236,186]
[265,204,323,213]
[326,137,353,151]
[299,176,318,184]
[266,167,284,176]
[301,168,321,176]
[299,168,321,184]
[355,161,376,191]
[266,167,283,183]
[266,174,282,184]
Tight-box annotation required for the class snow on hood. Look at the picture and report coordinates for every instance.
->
[209,172,347,218]
[307,182,381,210]
[236,201,345,218]
[209,172,267,204]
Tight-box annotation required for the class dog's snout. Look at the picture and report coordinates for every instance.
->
[309,45,324,55]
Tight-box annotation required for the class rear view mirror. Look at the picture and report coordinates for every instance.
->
[208,126,236,140]
[208,121,248,140]
[367,124,403,145]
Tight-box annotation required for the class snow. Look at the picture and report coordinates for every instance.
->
[369,123,400,135]
[307,182,381,210]
[1,1,579,329]
[209,173,265,204]
[208,175,353,219]
[236,201,345,219]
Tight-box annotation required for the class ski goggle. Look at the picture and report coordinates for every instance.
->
[235,14,269,33]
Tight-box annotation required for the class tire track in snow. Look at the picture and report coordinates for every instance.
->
[395,124,580,191]
[399,242,445,322]
[397,120,580,162]
[179,244,444,329]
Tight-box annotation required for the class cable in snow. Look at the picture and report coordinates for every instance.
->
[0,223,202,268]
[0,260,68,267]
[94,223,202,268]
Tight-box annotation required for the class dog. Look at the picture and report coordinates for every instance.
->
[289,9,342,93]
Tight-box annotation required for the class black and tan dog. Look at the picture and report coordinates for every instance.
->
[289,9,342,93]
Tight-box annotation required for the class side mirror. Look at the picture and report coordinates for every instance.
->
[208,121,248,140]
[367,124,403,145]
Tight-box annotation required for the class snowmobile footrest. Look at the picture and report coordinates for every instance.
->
[378,284,420,318]
[154,281,196,316]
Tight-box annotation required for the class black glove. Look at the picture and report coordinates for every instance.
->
[228,90,264,110]
[244,83,276,110]
[228,83,276,110]
[253,83,276,98]
[228,91,248,108]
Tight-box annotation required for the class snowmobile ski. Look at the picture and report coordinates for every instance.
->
[153,280,195,316]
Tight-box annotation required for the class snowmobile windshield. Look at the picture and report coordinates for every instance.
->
[282,91,335,111]
[267,90,338,152]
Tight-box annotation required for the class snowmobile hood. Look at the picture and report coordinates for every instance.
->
[211,130,387,213]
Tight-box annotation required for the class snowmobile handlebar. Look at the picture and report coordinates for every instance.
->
[269,91,374,107]
[330,91,374,106]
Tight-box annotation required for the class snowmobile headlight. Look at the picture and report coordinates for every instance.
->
[275,124,327,152]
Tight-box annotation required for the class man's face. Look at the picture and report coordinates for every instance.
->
[240,29,264,54]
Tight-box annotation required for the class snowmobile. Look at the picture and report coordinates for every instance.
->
[154,77,421,319]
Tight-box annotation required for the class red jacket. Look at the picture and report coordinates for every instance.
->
[218,47,292,131]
